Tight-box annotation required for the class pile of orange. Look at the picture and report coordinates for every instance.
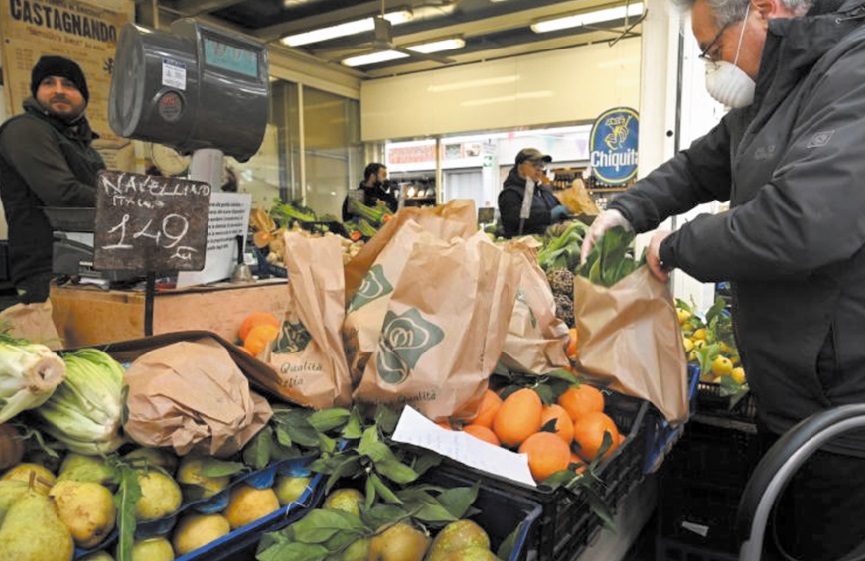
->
[238,311,281,356]
[449,383,622,483]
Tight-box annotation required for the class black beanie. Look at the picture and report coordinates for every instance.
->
[30,55,89,104]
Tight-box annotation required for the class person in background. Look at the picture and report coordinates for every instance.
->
[498,148,571,237]
[0,55,105,304]
[342,162,399,221]
[581,0,865,557]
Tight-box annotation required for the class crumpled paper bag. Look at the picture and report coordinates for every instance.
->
[123,338,273,457]
[0,301,62,349]
[575,266,688,423]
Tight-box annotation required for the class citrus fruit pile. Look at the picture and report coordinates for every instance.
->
[237,311,281,356]
[676,299,746,388]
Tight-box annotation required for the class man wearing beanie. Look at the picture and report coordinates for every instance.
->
[0,55,105,304]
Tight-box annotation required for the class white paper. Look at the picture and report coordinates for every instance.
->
[176,193,251,288]
[162,58,186,90]
[391,406,536,487]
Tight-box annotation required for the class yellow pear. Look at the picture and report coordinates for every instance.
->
[322,487,363,516]
[2,462,56,494]
[368,521,430,561]
[224,485,280,529]
[440,546,502,561]
[425,519,491,561]
[58,453,114,487]
[274,475,311,505]
[0,490,74,561]
[176,456,231,500]
[0,479,29,526]
[340,538,370,561]
[50,480,117,548]
[123,447,179,475]
[79,551,115,561]
[129,537,175,561]
[172,512,231,555]
[134,470,182,521]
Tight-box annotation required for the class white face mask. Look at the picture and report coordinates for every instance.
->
[704,5,756,108]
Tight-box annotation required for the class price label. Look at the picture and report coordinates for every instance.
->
[93,171,210,272]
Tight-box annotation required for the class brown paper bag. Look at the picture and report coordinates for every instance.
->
[123,338,273,457]
[261,232,353,410]
[353,231,519,422]
[500,238,570,374]
[556,178,601,219]
[574,266,688,422]
[0,301,62,349]
[345,200,478,300]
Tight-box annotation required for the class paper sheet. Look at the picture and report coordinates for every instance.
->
[391,406,536,487]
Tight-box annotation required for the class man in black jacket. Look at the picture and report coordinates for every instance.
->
[342,162,399,221]
[582,0,865,556]
[498,148,571,237]
[0,55,105,304]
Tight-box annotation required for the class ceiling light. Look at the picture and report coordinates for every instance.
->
[281,11,412,47]
[531,3,644,34]
[408,38,465,54]
[342,50,409,67]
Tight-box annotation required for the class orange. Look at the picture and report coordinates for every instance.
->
[463,424,501,446]
[471,389,503,429]
[566,328,578,358]
[541,404,574,445]
[253,230,274,249]
[573,411,620,462]
[238,312,281,342]
[569,453,587,475]
[519,432,571,483]
[243,324,280,355]
[558,385,605,423]
[493,388,542,448]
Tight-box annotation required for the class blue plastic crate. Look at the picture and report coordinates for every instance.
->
[644,363,700,474]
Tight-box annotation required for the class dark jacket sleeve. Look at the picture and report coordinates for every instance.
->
[498,187,552,236]
[0,118,96,206]
[661,48,865,282]
[608,116,735,232]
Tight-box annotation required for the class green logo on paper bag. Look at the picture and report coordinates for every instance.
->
[376,308,445,384]
[348,265,393,313]
[273,319,313,353]
[515,288,537,329]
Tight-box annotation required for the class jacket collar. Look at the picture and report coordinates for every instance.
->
[22,97,99,141]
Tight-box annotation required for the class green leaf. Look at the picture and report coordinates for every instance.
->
[369,472,403,504]
[362,504,410,531]
[374,405,401,436]
[360,440,392,464]
[318,433,337,455]
[282,411,322,448]
[410,500,459,524]
[358,426,380,456]
[200,458,247,478]
[541,469,579,489]
[256,541,329,561]
[324,455,364,493]
[411,452,442,477]
[583,484,617,532]
[308,408,352,433]
[324,531,362,553]
[375,458,419,485]
[289,509,368,544]
[107,457,142,561]
[534,383,555,405]
[243,427,273,470]
[365,476,377,510]
[497,524,521,561]
[343,410,364,440]
[436,482,479,519]
[276,426,294,448]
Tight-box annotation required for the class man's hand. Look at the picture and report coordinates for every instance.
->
[580,209,632,263]
[648,230,672,282]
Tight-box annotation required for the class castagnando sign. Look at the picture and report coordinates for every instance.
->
[590,107,639,185]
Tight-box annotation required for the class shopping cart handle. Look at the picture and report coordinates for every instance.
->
[736,403,865,561]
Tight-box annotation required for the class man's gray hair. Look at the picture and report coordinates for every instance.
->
[675,0,813,26]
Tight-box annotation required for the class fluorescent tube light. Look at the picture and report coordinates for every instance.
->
[531,3,644,34]
[342,50,409,67]
[281,11,412,47]
[409,38,465,54]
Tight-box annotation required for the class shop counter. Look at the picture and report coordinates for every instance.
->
[50,278,289,348]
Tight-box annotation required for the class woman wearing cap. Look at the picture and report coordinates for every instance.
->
[0,55,104,305]
[498,148,571,237]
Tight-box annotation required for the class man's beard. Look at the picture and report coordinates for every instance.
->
[45,96,84,121]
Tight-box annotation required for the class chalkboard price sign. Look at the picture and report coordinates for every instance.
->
[93,170,211,272]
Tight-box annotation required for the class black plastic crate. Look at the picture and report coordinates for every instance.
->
[644,364,700,474]
[434,389,649,561]
[696,379,755,422]
[253,245,288,278]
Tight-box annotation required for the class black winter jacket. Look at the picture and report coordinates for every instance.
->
[609,0,865,453]
[0,98,103,284]
[342,181,399,222]
[498,167,561,237]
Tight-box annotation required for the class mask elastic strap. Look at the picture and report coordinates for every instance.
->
[732,2,751,66]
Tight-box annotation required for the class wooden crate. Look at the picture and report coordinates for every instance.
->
[50,279,289,347]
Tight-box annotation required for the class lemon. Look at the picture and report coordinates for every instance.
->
[682,337,694,353]
[719,342,734,354]
[711,355,734,377]
[676,309,692,325]
[692,329,707,341]
[692,339,706,350]
[731,367,746,385]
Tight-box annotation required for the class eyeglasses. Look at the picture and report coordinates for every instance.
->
[698,21,734,62]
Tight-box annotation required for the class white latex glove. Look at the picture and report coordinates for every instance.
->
[580,209,633,263]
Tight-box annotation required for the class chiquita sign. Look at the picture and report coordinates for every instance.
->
[589,107,640,185]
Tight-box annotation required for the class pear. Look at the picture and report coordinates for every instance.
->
[58,453,114,488]
[172,512,231,555]
[0,490,74,561]
[339,537,370,561]
[1,462,56,494]
[274,474,311,505]
[0,479,29,526]
[129,537,175,561]
[425,519,491,561]
[79,551,115,561]
[368,521,431,561]
[176,456,231,501]
[134,469,182,520]
[439,546,502,561]
[50,480,117,548]
[223,485,280,529]
[322,487,363,516]
[123,447,178,475]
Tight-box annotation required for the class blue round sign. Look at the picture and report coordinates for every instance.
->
[589,107,640,185]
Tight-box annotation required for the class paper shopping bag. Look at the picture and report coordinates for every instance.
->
[260,232,353,409]
[0,300,62,349]
[353,231,519,422]
[500,238,570,374]
[575,266,688,422]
